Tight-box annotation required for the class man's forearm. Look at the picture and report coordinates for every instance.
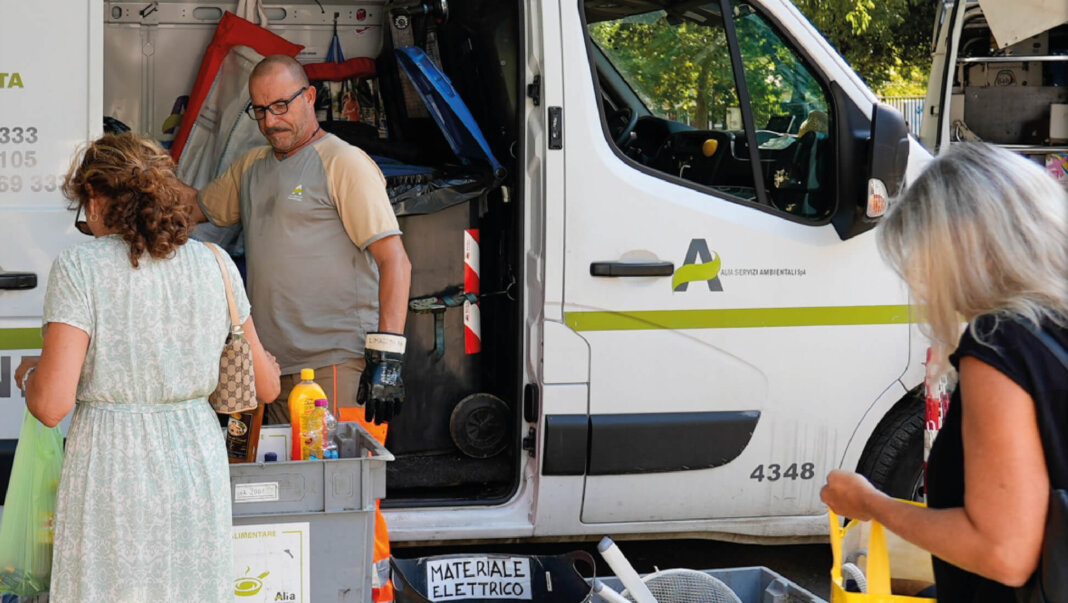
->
[377,255,411,333]
[366,235,411,334]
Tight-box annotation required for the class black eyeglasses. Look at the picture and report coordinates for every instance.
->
[74,204,92,236]
[245,87,308,121]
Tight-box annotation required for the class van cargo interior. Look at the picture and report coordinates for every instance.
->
[950,14,1068,148]
[103,0,523,506]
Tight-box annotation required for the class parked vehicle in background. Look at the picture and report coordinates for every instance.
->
[922,0,1068,186]
[1,0,928,545]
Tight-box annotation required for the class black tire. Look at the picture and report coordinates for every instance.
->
[856,388,926,502]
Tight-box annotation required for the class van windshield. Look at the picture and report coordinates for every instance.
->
[588,8,735,125]
[587,3,829,132]
[584,0,836,220]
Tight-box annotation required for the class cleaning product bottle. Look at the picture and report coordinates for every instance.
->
[301,399,328,460]
[322,402,339,459]
[288,369,326,461]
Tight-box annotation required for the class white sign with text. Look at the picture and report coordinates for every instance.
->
[425,556,533,601]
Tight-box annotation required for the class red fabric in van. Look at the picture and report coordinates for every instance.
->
[304,57,377,82]
[170,12,304,161]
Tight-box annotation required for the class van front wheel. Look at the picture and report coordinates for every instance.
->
[856,389,926,502]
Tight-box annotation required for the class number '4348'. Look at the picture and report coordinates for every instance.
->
[749,463,815,482]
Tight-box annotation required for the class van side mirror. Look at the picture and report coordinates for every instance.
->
[832,95,911,240]
[868,103,910,199]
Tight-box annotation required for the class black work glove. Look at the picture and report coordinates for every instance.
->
[358,332,406,425]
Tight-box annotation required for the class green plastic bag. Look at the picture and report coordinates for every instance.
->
[0,409,64,596]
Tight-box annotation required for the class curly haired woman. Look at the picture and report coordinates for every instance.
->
[821,143,1068,602]
[14,133,281,601]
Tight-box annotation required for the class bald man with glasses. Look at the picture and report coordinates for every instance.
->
[181,55,408,601]
[182,55,411,430]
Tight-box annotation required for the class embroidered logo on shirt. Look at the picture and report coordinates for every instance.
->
[287,184,304,201]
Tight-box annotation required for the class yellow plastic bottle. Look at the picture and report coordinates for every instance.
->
[288,369,327,461]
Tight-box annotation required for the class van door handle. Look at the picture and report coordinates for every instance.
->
[0,272,38,290]
[590,262,675,277]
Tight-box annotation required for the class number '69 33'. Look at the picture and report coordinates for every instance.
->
[0,174,62,193]
[749,463,815,482]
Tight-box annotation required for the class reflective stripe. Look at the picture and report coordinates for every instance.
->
[564,304,914,332]
[0,328,43,350]
[371,557,391,589]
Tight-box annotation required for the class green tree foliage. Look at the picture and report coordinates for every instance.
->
[590,15,739,128]
[790,0,939,90]
[589,5,830,131]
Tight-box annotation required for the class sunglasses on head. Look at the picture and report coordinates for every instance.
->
[74,203,92,236]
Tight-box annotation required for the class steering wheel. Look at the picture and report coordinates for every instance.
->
[606,106,639,147]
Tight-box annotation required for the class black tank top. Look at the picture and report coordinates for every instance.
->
[926,313,1068,602]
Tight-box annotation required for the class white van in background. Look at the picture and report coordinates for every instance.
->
[0,0,928,545]
[922,0,1068,185]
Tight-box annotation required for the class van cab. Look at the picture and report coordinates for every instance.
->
[0,0,928,545]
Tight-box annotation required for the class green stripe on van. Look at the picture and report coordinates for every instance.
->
[564,305,914,332]
[0,328,43,350]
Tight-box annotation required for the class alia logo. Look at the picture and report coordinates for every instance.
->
[234,567,270,597]
[673,238,723,292]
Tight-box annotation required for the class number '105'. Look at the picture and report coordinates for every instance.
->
[0,150,37,168]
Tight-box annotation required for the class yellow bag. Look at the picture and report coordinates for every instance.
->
[829,507,936,603]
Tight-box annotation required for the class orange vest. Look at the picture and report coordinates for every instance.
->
[340,408,393,602]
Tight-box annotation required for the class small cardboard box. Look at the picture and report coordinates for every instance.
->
[1050,104,1068,144]
[257,424,291,462]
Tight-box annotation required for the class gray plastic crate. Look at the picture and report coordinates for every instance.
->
[591,566,825,603]
[230,421,393,603]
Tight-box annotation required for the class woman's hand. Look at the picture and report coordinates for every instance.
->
[820,469,884,521]
[14,356,41,390]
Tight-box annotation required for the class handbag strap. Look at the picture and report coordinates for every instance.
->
[1016,318,1068,372]
[205,243,241,332]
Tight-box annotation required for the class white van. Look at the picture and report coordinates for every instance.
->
[922,0,1068,184]
[0,0,929,545]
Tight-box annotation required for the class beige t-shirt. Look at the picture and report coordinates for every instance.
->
[199,134,401,374]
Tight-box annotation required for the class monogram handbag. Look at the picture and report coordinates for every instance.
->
[206,243,257,414]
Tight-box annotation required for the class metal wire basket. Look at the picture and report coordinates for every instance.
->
[620,568,743,603]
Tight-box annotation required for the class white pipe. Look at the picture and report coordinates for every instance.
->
[592,579,632,603]
[597,537,658,603]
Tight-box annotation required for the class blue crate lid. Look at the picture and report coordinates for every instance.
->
[395,46,504,174]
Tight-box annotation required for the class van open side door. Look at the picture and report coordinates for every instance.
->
[920,0,967,152]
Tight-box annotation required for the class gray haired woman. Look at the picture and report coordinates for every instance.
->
[820,143,1068,601]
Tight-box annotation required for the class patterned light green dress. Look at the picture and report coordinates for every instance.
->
[43,236,249,602]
